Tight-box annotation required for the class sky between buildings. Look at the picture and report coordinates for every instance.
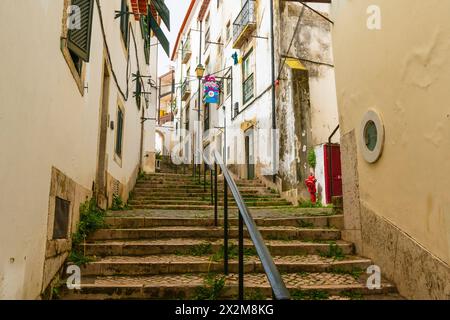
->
[157,0,191,76]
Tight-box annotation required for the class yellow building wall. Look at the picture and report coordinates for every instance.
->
[331,0,450,299]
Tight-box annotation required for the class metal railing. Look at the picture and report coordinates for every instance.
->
[204,153,290,300]
[233,0,256,45]
[181,78,191,100]
[182,37,191,63]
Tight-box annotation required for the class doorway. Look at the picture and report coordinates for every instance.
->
[245,128,255,180]
[95,61,110,208]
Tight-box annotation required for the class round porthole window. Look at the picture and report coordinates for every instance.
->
[364,120,377,151]
[360,110,384,163]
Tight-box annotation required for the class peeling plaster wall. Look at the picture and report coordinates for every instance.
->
[332,0,450,299]
[277,2,339,196]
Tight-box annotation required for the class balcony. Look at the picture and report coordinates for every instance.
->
[181,79,191,101]
[181,37,191,64]
[159,113,173,125]
[232,0,256,49]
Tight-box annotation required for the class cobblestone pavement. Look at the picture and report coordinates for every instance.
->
[93,254,354,265]
[83,272,361,288]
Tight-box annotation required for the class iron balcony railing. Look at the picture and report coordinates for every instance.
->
[233,0,256,48]
[197,152,291,300]
[182,37,191,64]
[181,78,191,101]
[243,73,254,104]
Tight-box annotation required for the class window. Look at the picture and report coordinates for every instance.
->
[140,16,150,64]
[67,0,94,62]
[242,49,254,104]
[62,0,94,92]
[218,80,224,106]
[225,71,231,97]
[205,28,210,51]
[226,21,231,43]
[217,36,223,61]
[115,108,124,158]
[53,197,70,239]
[120,0,130,48]
[204,103,210,132]
[185,103,190,131]
[69,49,83,76]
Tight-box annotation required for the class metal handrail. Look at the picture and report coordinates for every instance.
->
[211,153,290,300]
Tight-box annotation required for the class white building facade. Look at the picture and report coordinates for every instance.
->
[0,0,161,299]
[171,0,339,203]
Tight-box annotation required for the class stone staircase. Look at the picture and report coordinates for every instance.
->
[128,172,292,210]
[60,172,401,300]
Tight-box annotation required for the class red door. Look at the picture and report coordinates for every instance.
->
[324,144,343,204]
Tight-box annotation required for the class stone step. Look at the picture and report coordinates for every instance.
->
[89,226,341,241]
[136,180,265,187]
[78,254,372,276]
[133,186,270,192]
[127,204,293,210]
[130,195,283,201]
[132,189,265,196]
[60,272,396,300]
[83,239,352,257]
[103,216,344,229]
[127,199,291,207]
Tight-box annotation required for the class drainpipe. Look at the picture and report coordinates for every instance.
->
[270,0,277,183]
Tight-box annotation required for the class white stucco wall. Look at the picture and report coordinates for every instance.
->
[0,0,157,299]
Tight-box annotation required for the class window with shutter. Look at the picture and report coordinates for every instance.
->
[120,0,130,49]
[140,16,150,65]
[115,108,124,158]
[67,0,94,62]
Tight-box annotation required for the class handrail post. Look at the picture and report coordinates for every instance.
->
[238,210,244,300]
[214,163,218,226]
[224,178,229,275]
[204,164,206,192]
[210,166,213,205]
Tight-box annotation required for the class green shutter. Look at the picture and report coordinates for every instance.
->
[140,16,150,64]
[148,11,170,57]
[152,0,170,31]
[67,0,94,62]
[115,109,124,157]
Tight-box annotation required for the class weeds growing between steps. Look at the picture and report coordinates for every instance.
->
[69,198,106,266]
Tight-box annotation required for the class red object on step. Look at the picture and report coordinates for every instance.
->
[305,174,317,204]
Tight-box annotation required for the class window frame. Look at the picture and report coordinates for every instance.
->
[60,0,92,95]
[242,49,255,105]
[120,0,130,51]
[114,103,125,165]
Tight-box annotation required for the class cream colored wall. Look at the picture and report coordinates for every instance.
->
[0,0,156,299]
[331,0,450,265]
